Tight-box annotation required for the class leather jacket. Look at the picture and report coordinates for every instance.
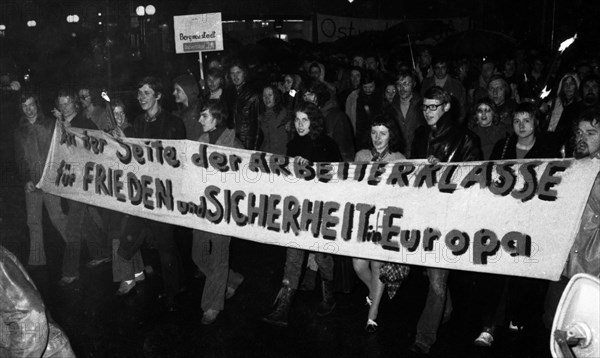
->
[226,83,260,150]
[0,246,75,357]
[412,114,482,162]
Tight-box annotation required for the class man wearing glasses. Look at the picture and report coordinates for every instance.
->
[421,56,467,124]
[409,86,482,356]
[387,70,426,158]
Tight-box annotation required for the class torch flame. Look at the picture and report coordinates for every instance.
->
[540,86,551,99]
[101,91,111,102]
[558,33,577,53]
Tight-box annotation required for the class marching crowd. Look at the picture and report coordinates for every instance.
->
[4,47,600,356]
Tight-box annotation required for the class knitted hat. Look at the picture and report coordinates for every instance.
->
[173,74,200,100]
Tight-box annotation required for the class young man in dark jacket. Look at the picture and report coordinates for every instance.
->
[409,86,482,355]
[129,76,186,310]
[14,92,69,267]
[224,60,260,150]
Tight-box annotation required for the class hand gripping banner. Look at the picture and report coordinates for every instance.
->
[39,125,600,280]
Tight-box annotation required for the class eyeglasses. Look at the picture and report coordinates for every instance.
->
[79,95,90,100]
[57,101,74,109]
[422,103,445,111]
[396,81,412,88]
[385,89,397,94]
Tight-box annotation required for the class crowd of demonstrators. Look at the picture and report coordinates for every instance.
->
[7,40,600,357]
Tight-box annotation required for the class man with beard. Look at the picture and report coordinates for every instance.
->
[78,86,113,131]
[579,75,600,110]
[386,70,426,158]
[544,108,600,327]
[353,70,383,151]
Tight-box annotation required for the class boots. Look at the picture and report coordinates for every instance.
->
[316,279,336,317]
[299,268,317,291]
[262,284,296,327]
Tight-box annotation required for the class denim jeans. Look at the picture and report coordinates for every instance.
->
[150,221,182,298]
[62,202,108,277]
[283,248,334,289]
[415,267,452,352]
[192,230,243,311]
[25,190,68,265]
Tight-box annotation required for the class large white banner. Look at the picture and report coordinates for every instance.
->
[39,125,600,280]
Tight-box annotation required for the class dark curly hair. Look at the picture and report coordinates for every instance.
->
[471,97,500,127]
[294,101,324,140]
[370,113,405,154]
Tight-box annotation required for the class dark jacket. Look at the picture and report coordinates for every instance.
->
[70,112,98,130]
[132,107,186,140]
[118,107,185,261]
[355,91,384,151]
[421,76,467,123]
[385,92,426,158]
[198,127,244,149]
[224,82,260,150]
[287,133,342,163]
[321,101,355,162]
[175,98,203,141]
[14,114,55,184]
[490,132,560,160]
[412,114,482,162]
[259,108,290,156]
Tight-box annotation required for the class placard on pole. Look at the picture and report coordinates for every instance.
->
[173,13,224,81]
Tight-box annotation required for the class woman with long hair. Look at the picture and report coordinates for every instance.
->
[262,101,342,328]
[258,85,290,155]
[353,113,406,332]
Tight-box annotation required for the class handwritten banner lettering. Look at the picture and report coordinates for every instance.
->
[39,126,600,280]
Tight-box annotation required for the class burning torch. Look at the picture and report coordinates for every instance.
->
[101,91,125,138]
[538,33,578,102]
